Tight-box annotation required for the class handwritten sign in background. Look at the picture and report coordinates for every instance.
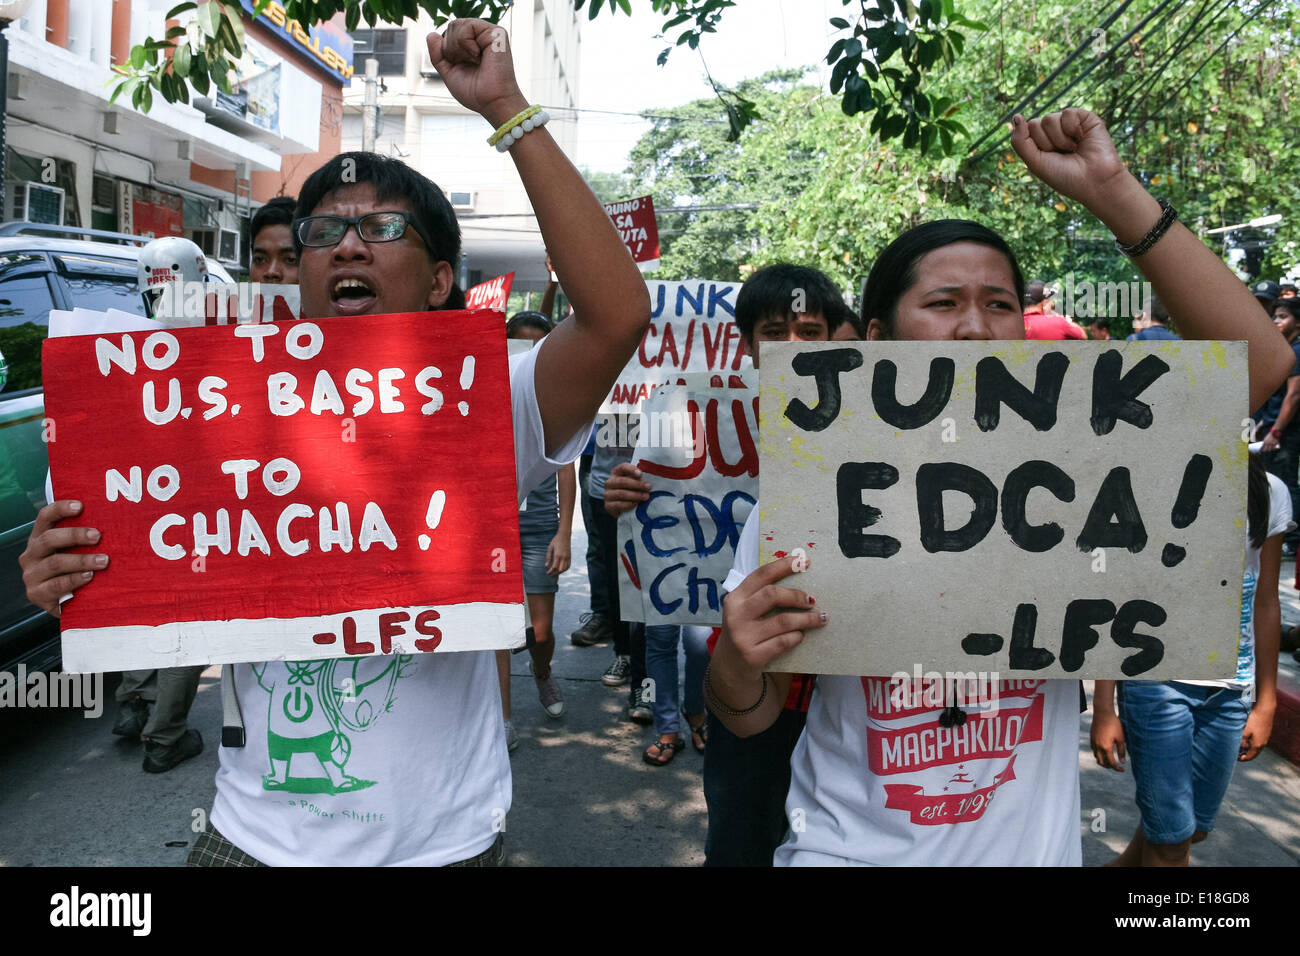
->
[44,311,524,672]
[602,280,751,412]
[618,371,758,624]
[759,341,1247,679]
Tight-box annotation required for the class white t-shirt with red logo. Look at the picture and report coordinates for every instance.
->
[725,506,1082,867]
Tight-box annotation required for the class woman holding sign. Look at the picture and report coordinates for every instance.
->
[708,108,1293,866]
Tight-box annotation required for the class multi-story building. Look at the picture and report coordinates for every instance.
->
[342,0,581,295]
[5,0,352,273]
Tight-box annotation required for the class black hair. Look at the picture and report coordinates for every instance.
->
[1147,294,1169,325]
[1273,297,1300,321]
[295,151,464,306]
[861,220,1025,339]
[1024,279,1048,306]
[1248,452,1268,549]
[250,196,297,243]
[735,263,858,340]
[507,311,554,338]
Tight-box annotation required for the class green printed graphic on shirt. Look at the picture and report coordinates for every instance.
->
[252,655,416,795]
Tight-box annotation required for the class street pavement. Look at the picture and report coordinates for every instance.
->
[2,512,1298,866]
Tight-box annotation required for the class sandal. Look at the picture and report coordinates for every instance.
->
[687,716,708,754]
[643,736,684,766]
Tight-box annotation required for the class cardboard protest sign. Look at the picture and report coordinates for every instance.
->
[603,195,660,272]
[152,281,301,326]
[43,311,524,672]
[617,371,758,624]
[465,272,515,312]
[759,341,1248,679]
[602,279,752,412]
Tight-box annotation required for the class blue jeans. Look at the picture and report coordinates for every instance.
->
[578,456,609,617]
[1118,681,1250,844]
[644,624,709,734]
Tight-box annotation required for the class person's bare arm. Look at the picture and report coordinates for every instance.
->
[1090,679,1126,771]
[1012,109,1292,411]
[708,556,825,737]
[546,463,575,576]
[1243,533,1283,760]
[428,21,649,457]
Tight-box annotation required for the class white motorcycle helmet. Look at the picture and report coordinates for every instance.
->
[137,235,209,295]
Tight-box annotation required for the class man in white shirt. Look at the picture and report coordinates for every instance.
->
[19,19,649,866]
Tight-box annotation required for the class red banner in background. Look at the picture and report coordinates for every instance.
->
[465,272,515,312]
[43,311,524,671]
[603,195,660,272]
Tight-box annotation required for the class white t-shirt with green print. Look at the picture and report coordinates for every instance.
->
[209,336,590,866]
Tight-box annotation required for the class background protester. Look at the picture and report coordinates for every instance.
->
[1091,452,1288,865]
[1023,279,1086,339]
[1129,293,1179,340]
[1253,296,1300,556]
[604,263,855,854]
[248,196,299,284]
[707,108,1292,866]
[1254,279,1281,316]
[497,311,577,752]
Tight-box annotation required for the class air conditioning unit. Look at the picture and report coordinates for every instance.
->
[218,227,239,263]
[192,227,241,264]
[10,182,65,224]
[447,190,475,211]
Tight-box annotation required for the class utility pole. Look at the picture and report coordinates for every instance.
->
[362,57,379,153]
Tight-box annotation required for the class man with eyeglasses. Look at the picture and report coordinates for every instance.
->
[20,19,649,867]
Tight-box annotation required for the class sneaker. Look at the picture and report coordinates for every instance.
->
[571,611,613,647]
[142,729,203,773]
[532,664,565,718]
[504,719,519,753]
[601,654,632,687]
[112,697,149,739]
[627,684,653,724]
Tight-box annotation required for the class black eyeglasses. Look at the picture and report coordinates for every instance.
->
[294,211,434,250]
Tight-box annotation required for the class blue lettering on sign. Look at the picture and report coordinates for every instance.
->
[650,564,686,614]
[649,283,666,319]
[707,284,736,317]
[682,490,756,556]
[676,283,705,317]
[639,490,685,557]
[648,564,723,615]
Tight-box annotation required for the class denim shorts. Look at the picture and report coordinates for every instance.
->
[1118,681,1250,844]
[520,528,558,594]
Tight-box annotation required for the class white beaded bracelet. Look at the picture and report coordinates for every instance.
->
[494,109,550,152]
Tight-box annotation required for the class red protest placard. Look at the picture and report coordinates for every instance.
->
[603,195,660,271]
[464,272,515,312]
[43,311,524,672]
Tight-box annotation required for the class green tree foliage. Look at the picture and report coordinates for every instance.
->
[122,1,987,154]
[630,0,1300,312]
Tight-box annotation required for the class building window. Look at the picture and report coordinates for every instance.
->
[350,29,407,76]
